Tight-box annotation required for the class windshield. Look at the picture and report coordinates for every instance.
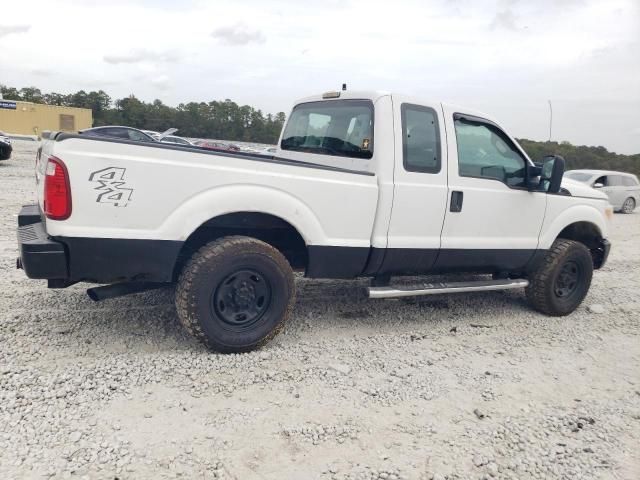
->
[564,172,593,183]
[281,100,373,159]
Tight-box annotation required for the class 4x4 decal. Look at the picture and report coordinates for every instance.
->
[88,167,133,207]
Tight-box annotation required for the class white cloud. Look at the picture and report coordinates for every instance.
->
[103,50,180,65]
[149,74,171,90]
[211,23,266,46]
[0,24,30,38]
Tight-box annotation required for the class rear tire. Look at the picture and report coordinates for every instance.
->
[621,197,636,214]
[526,239,593,316]
[176,236,295,353]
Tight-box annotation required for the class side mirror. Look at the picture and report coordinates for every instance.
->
[540,155,565,193]
[593,182,604,188]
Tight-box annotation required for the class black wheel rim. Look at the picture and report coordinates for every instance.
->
[212,269,272,328]
[554,260,581,298]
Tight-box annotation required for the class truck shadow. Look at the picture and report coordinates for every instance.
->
[20,277,531,356]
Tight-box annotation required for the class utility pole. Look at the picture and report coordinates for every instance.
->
[548,100,553,142]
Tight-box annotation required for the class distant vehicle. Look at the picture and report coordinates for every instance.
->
[0,131,12,160]
[565,169,639,213]
[160,135,194,146]
[193,140,241,152]
[142,130,161,140]
[80,126,156,143]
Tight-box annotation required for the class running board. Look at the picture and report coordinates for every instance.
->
[368,278,529,299]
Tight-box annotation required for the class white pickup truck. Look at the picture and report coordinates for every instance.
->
[18,89,612,352]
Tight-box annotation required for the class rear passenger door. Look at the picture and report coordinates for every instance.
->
[436,107,547,272]
[379,96,448,274]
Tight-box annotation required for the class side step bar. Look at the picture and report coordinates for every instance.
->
[368,278,529,299]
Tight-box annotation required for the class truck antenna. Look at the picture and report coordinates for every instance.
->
[548,99,553,142]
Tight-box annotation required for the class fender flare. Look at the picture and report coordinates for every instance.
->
[157,184,327,245]
[539,204,606,249]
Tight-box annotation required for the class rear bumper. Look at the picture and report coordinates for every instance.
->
[17,204,182,285]
[17,205,68,279]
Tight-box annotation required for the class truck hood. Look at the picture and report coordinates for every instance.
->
[561,178,608,200]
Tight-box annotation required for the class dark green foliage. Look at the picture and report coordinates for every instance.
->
[518,139,640,177]
[3,84,638,166]
[1,85,285,144]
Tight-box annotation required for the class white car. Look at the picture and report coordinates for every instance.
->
[18,89,613,352]
[565,170,639,214]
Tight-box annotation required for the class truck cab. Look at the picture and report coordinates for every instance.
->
[275,90,610,277]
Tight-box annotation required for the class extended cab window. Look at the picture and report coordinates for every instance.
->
[281,100,373,159]
[454,116,527,188]
[401,104,440,173]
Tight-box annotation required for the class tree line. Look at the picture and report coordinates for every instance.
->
[1,85,638,175]
[0,85,286,144]
[517,139,640,177]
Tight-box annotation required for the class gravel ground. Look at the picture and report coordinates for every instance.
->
[1,141,639,479]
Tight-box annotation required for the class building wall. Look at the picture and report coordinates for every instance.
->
[0,101,92,136]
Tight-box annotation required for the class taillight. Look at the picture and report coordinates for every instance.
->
[44,156,72,220]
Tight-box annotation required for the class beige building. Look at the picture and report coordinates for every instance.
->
[0,100,92,137]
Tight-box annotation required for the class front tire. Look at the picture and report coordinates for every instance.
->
[176,236,295,353]
[526,239,593,316]
[621,197,636,214]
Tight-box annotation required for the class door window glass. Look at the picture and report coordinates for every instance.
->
[454,117,527,187]
[622,176,639,186]
[104,128,129,139]
[594,176,608,186]
[401,104,440,173]
[127,129,151,142]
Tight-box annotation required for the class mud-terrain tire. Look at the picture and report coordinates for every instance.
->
[176,236,295,353]
[621,197,635,214]
[526,239,593,316]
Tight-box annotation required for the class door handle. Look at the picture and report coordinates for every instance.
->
[450,191,464,212]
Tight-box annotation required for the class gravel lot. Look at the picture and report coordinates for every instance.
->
[1,141,639,479]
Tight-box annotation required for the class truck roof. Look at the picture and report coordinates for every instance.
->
[295,90,499,124]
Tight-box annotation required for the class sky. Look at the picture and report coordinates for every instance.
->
[1,0,639,154]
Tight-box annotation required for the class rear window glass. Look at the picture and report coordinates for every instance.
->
[623,176,639,186]
[564,172,593,182]
[281,100,373,159]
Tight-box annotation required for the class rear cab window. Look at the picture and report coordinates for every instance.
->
[281,100,373,159]
[401,104,440,173]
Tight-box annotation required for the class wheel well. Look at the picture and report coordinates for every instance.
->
[173,212,308,280]
[557,221,605,268]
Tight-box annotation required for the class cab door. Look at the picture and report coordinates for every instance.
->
[435,106,547,272]
[373,95,449,274]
